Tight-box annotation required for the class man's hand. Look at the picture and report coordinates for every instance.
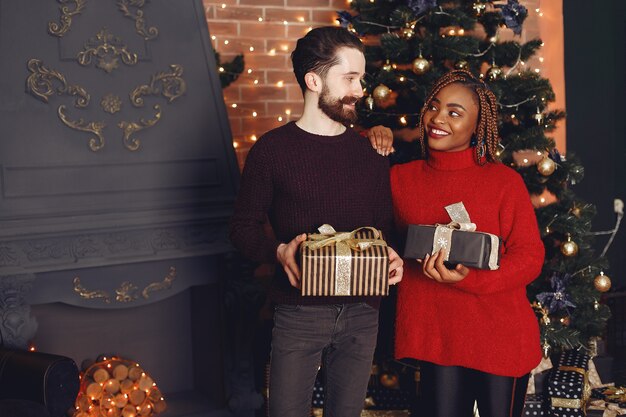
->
[388,247,404,285]
[367,125,395,156]
[418,250,469,283]
[276,233,307,289]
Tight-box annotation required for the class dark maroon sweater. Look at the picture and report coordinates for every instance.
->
[230,121,394,306]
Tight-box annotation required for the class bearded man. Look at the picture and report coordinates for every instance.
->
[230,26,403,417]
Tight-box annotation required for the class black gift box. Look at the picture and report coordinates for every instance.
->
[547,349,590,417]
[403,224,501,270]
[523,394,548,416]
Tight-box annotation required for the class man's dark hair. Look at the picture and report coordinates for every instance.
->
[291,26,364,94]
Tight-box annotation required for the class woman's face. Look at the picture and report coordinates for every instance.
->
[423,83,479,153]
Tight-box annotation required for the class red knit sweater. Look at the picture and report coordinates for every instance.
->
[391,147,544,377]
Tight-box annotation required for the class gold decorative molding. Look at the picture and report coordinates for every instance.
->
[77,29,138,73]
[58,105,106,151]
[72,267,176,304]
[117,0,159,40]
[101,94,122,114]
[118,104,161,151]
[48,0,86,37]
[116,282,139,303]
[26,59,90,108]
[130,65,186,107]
[142,267,177,299]
[73,277,111,304]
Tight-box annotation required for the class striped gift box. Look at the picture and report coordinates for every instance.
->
[300,226,389,296]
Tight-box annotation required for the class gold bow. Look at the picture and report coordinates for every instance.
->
[551,365,591,409]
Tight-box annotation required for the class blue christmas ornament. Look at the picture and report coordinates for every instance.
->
[407,0,437,15]
[536,273,576,313]
[499,0,528,35]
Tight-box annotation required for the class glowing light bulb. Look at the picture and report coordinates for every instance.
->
[278,116,283,121]
[231,103,237,108]
[249,46,254,52]
[252,111,257,117]
[276,80,284,87]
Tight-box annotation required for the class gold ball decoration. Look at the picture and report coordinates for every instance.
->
[412,57,431,75]
[380,372,399,389]
[372,84,391,103]
[486,64,503,81]
[365,96,375,110]
[571,206,581,217]
[537,156,556,176]
[594,271,612,293]
[455,60,469,70]
[560,235,579,257]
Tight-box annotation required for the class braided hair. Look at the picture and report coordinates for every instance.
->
[417,69,500,165]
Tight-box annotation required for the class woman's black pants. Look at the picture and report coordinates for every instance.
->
[412,361,529,417]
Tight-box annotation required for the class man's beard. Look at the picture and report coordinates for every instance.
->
[318,85,359,124]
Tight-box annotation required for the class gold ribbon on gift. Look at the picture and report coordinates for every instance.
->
[303,224,387,296]
[550,365,591,410]
[431,202,500,270]
[588,399,626,417]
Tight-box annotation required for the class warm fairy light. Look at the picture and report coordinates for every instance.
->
[448,29,456,35]
[249,46,254,52]
[221,3,226,8]
[269,49,276,56]
[253,79,259,84]
[307,26,313,32]
[211,35,216,40]
[399,76,405,82]
[523,158,529,164]
[535,68,541,73]
[281,44,289,51]
[540,197,546,204]
[283,20,288,25]
[251,135,257,141]
[285,109,291,115]
[539,57,544,62]
[458,28,464,35]
[252,111,257,117]
[535,8,540,12]
[537,151,543,156]
[521,61,526,65]
[276,80,284,87]
[278,116,283,121]
[511,114,516,119]
[233,142,239,148]
[399,116,407,125]
[224,40,229,45]
[29,346,36,351]
[298,16,305,22]
[258,17,263,22]
[540,42,545,47]
[247,68,252,74]
[539,12,544,17]
[219,67,224,72]
[231,103,237,108]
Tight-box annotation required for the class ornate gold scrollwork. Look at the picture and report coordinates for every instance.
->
[73,277,111,303]
[142,267,176,299]
[58,105,106,151]
[116,282,139,303]
[130,65,186,107]
[48,0,86,37]
[72,267,176,304]
[77,29,138,73]
[118,104,161,151]
[117,0,159,40]
[26,59,90,108]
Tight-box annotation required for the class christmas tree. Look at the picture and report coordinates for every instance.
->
[338,0,612,357]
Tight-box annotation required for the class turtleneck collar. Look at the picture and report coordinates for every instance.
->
[427,147,480,171]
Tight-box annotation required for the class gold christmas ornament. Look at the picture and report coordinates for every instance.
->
[365,96,375,110]
[372,84,391,102]
[532,110,545,125]
[486,64,503,81]
[412,57,431,75]
[380,372,399,388]
[594,271,611,293]
[571,206,581,217]
[537,156,556,176]
[455,60,469,70]
[560,235,579,257]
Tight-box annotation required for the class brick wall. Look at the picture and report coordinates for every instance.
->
[204,1,562,168]
[204,0,350,168]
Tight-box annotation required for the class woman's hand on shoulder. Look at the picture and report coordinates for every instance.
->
[366,125,395,156]
[418,251,470,283]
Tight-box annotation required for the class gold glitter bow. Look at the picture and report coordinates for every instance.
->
[550,365,591,409]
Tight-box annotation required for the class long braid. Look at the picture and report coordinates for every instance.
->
[418,69,500,165]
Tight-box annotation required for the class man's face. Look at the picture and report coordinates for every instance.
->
[317,47,365,124]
